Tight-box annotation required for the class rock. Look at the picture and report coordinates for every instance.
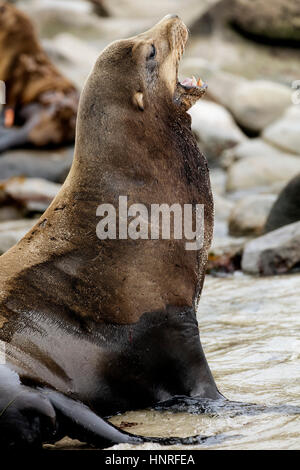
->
[214,194,234,220]
[263,106,300,155]
[220,138,282,169]
[242,221,300,275]
[228,80,292,133]
[229,194,277,236]
[213,193,234,238]
[210,168,227,195]
[0,206,25,222]
[189,100,246,160]
[0,177,61,212]
[0,219,36,254]
[0,149,73,183]
[208,235,247,275]
[265,174,300,233]
[231,0,300,43]
[21,1,152,44]
[44,34,99,88]
[100,0,222,28]
[226,152,300,192]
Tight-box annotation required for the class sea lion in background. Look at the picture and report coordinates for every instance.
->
[0,1,79,153]
[88,0,109,17]
[0,15,222,449]
[264,173,300,233]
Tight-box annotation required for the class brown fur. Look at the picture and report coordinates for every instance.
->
[0,15,212,327]
[0,17,219,412]
[0,1,79,147]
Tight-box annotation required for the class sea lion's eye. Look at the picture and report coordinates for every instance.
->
[148,44,156,60]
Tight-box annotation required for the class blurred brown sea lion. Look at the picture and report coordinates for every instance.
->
[0,1,79,153]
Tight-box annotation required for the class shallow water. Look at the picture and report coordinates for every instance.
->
[109,273,300,450]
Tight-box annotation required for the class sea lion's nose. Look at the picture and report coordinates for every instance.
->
[164,14,179,20]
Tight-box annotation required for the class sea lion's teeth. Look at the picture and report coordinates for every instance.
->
[191,76,197,86]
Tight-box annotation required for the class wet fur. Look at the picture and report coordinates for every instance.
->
[0,16,221,448]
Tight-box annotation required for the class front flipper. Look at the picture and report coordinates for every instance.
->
[0,366,222,449]
[0,366,57,448]
[45,389,214,448]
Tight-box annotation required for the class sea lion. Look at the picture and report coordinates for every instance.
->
[89,0,109,17]
[0,14,222,449]
[0,1,79,153]
[265,173,300,233]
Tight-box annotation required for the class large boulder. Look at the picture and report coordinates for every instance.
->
[229,194,276,236]
[226,152,300,192]
[227,80,292,133]
[0,149,73,183]
[242,220,300,275]
[0,177,61,212]
[0,219,36,254]
[44,34,100,88]
[220,138,283,168]
[231,0,300,43]
[265,174,300,233]
[189,100,246,160]
[263,106,300,155]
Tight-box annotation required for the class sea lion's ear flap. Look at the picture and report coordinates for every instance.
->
[133,92,144,111]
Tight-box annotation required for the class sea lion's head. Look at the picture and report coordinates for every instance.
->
[83,15,206,117]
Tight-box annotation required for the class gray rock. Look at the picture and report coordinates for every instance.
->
[231,0,300,42]
[226,152,300,192]
[0,219,36,254]
[210,168,228,195]
[220,138,283,169]
[210,234,247,257]
[214,194,234,220]
[1,177,61,212]
[0,206,25,222]
[263,106,300,155]
[189,100,246,160]
[44,34,100,89]
[229,194,277,236]
[100,0,222,28]
[242,220,300,275]
[228,80,292,133]
[0,149,73,183]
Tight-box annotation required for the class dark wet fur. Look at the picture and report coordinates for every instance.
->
[152,395,300,417]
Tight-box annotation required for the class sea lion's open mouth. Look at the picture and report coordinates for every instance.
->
[173,23,207,109]
[180,76,205,90]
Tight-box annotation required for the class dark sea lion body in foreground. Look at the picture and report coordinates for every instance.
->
[0,1,79,153]
[0,15,222,448]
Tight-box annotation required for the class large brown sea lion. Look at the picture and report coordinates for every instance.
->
[0,1,79,153]
[0,15,222,449]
